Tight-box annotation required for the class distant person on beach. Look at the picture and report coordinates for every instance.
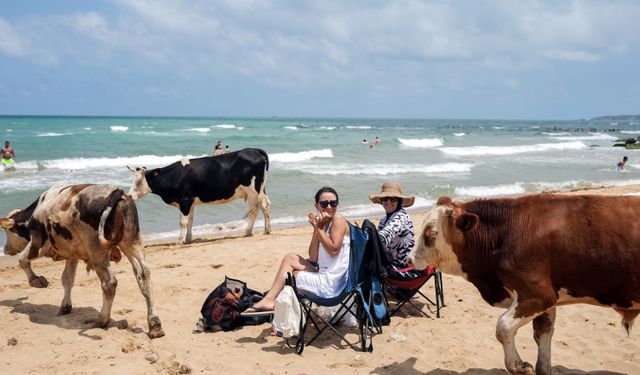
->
[374,136,381,144]
[362,139,368,144]
[224,145,231,154]
[2,140,15,168]
[616,156,628,172]
[245,186,349,312]
[368,182,415,269]
[213,143,223,156]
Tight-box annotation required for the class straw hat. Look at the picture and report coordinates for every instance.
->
[368,182,415,207]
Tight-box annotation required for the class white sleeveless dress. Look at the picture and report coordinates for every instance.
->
[296,224,350,298]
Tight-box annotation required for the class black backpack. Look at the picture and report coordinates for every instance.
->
[200,276,271,331]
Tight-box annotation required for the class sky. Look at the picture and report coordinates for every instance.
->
[0,0,639,120]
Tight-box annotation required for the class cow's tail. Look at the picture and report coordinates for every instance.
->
[98,189,127,250]
[259,148,269,171]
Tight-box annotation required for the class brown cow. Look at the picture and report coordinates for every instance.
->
[0,184,164,338]
[409,194,640,375]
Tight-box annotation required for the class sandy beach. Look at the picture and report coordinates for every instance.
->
[1,185,640,375]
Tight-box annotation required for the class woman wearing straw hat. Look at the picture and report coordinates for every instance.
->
[369,182,415,269]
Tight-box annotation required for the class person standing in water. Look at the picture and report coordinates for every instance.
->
[616,156,628,172]
[1,140,16,168]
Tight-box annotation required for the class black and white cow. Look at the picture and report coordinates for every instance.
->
[0,184,164,338]
[128,148,271,244]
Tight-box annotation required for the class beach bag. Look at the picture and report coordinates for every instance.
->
[273,284,304,338]
[200,276,270,331]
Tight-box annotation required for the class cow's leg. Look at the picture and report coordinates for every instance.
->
[496,294,539,375]
[59,258,78,315]
[86,239,117,328]
[123,243,165,339]
[178,205,195,244]
[244,194,260,237]
[615,308,640,334]
[261,194,272,234]
[18,240,49,288]
[532,306,556,375]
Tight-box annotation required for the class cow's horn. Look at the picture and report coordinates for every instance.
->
[126,165,135,172]
[0,218,14,229]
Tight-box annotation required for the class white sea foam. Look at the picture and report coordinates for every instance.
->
[319,126,336,130]
[345,126,372,129]
[187,128,211,133]
[620,130,640,134]
[542,132,571,136]
[455,184,526,198]
[111,126,129,132]
[398,138,443,148]
[549,133,617,141]
[285,162,473,176]
[16,154,206,171]
[84,127,91,130]
[439,141,586,156]
[37,132,69,137]
[284,126,298,130]
[270,149,333,162]
[453,133,465,137]
[212,124,236,129]
[492,126,504,130]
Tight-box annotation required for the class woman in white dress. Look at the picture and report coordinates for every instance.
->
[247,186,350,312]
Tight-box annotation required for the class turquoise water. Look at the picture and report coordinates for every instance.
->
[1,116,638,252]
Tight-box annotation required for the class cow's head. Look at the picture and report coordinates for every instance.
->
[409,196,477,276]
[127,167,151,200]
[1,209,30,256]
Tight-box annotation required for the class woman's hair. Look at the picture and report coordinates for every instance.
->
[393,197,403,213]
[315,186,339,203]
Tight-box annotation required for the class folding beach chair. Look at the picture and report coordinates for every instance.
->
[385,265,444,318]
[361,219,444,319]
[291,222,376,354]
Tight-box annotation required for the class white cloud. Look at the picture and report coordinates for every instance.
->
[0,18,28,57]
[2,1,640,94]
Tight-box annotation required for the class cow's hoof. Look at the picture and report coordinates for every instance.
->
[94,317,110,329]
[510,361,535,375]
[148,316,165,339]
[29,276,49,288]
[244,233,253,238]
[58,304,72,315]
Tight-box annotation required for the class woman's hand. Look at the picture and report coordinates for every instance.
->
[308,212,319,229]
[308,211,331,230]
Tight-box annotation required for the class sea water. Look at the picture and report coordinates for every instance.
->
[1,116,637,253]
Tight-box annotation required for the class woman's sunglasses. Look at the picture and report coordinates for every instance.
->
[380,197,397,203]
[318,200,338,208]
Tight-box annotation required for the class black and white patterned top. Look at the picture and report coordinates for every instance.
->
[377,208,415,268]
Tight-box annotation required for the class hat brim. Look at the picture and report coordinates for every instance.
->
[368,193,415,208]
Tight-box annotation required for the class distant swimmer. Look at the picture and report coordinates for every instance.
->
[1,140,15,170]
[616,156,628,172]
[362,139,368,144]
[374,136,381,144]
[213,143,224,156]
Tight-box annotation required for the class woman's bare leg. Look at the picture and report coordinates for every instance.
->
[250,253,315,311]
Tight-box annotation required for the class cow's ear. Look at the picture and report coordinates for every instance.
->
[437,196,452,206]
[152,170,159,177]
[455,213,478,232]
[0,218,15,229]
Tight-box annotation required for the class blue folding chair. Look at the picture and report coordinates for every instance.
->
[291,222,376,354]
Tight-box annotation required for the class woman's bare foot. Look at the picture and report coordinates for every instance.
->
[244,300,275,313]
